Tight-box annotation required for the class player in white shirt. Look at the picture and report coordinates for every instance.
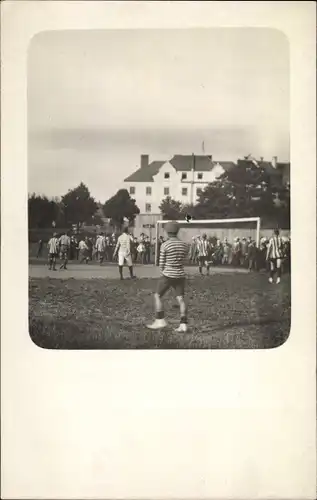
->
[59,231,71,270]
[95,233,106,264]
[47,233,59,271]
[78,238,89,264]
[113,227,136,280]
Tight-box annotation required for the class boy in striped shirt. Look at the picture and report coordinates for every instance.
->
[266,229,284,284]
[196,233,210,275]
[47,233,59,271]
[147,221,189,332]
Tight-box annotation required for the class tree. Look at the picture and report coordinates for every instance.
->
[159,196,184,220]
[61,182,98,230]
[103,189,140,229]
[28,194,61,228]
[192,159,289,226]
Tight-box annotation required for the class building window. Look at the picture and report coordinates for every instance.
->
[181,173,187,180]
[164,173,170,179]
[146,186,152,195]
[129,186,135,195]
[197,188,202,196]
[182,187,188,196]
[164,187,170,196]
[197,173,203,180]
[145,203,151,213]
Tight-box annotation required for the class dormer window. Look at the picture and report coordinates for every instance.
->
[164,173,170,179]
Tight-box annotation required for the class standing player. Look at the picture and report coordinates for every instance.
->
[196,233,210,275]
[59,231,71,270]
[147,221,189,332]
[78,237,90,264]
[95,232,106,265]
[113,227,136,280]
[47,233,59,271]
[37,239,43,258]
[266,228,284,284]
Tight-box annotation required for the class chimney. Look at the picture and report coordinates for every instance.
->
[141,154,149,169]
[272,156,278,168]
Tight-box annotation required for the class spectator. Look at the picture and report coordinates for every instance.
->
[232,237,242,267]
[145,237,151,264]
[247,240,257,271]
[79,237,90,264]
[37,239,43,258]
[137,240,145,264]
[132,237,138,263]
[212,239,223,266]
[222,238,231,265]
[241,237,248,267]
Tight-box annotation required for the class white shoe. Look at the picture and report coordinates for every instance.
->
[175,323,188,333]
[146,318,167,330]
[276,277,281,284]
[269,277,273,283]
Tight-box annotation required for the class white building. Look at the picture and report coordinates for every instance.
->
[123,154,236,215]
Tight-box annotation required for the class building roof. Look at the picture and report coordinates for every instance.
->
[124,155,237,183]
[169,155,213,172]
[124,161,165,182]
[124,155,289,183]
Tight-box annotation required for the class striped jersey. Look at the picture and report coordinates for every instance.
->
[159,238,189,278]
[196,238,209,257]
[267,236,283,259]
[48,237,59,254]
[115,233,133,256]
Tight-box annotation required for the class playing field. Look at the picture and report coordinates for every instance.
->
[29,263,291,349]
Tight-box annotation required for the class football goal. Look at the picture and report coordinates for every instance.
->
[154,217,261,266]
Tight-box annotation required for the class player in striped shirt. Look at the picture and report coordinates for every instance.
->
[47,233,59,271]
[196,233,211,275]
[147,221,189,332]
[266,229,284,284]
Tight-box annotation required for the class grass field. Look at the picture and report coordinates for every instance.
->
[29,272,291,349]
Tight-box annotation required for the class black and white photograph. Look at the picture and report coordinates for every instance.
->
[2,2,316,500]
[28,28,291,349]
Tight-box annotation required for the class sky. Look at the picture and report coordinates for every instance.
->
[28,28,290,202]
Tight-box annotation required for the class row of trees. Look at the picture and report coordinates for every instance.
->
[29,161,290,231]
[28,183,140,230]
[159,161,290,228]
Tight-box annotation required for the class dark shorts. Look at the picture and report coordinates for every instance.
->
[198,255,208,264]
[60,246,69,259]
[49,252,58,258]
[157,276,186,298]
[270,257,282,264]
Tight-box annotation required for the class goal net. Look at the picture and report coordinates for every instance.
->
[154,217,261,265]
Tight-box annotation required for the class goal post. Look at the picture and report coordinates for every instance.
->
[155,217,261,266]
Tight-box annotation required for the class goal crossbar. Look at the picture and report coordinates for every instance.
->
[155,217,261,266]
